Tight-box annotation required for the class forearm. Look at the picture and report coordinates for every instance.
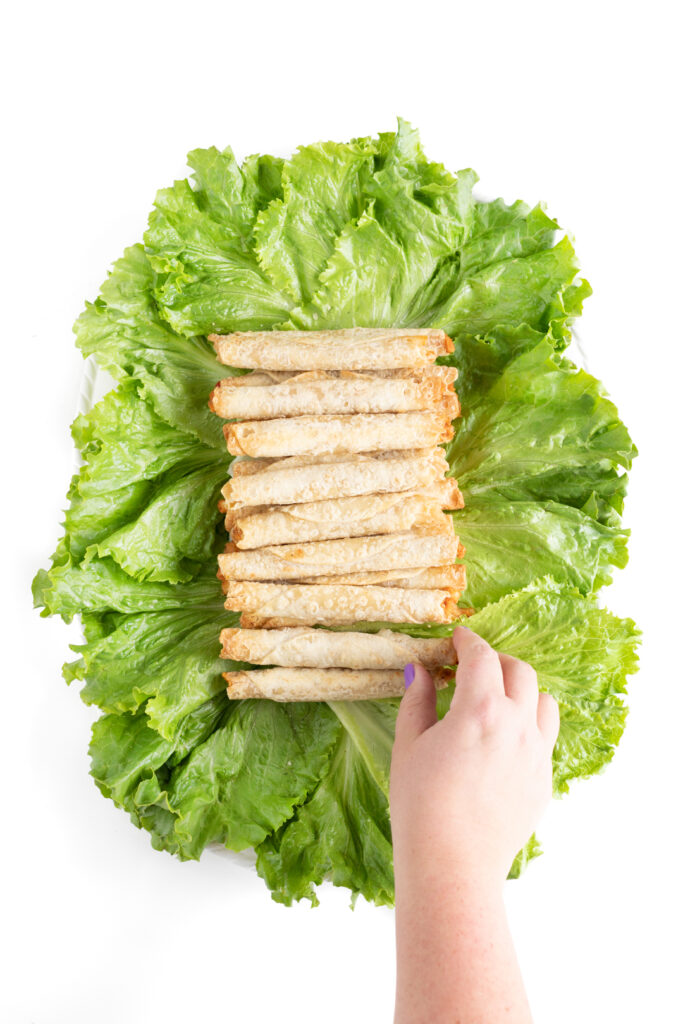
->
[390,636,557,1022]
[394,861,532,1024]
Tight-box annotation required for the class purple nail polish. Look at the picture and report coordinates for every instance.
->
[404,663,415,688]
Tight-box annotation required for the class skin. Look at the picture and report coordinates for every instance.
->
[390,626,560,1024]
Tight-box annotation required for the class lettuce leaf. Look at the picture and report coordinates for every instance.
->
[89,695,229,853]
[90,697,341,860]
[453,497,628,609]
[51,381,228,582]
[71,610,230,740]
[166,700,340,857]
[75,245,226,448]
[145,148,292,335]
[34,558,223,622]
[257,701,396,907]
[85,456,226,583]
[433,236,583,340]
[65,569,230,738]
[253,139,375,306]
[449,338,636,518]
[287,122,476,330]
[386,194,588,345]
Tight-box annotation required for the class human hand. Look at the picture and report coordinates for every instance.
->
[390,626,560,890]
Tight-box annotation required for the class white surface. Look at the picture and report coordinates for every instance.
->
[3,3,680,1022]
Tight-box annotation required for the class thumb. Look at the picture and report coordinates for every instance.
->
[394,662,438,750]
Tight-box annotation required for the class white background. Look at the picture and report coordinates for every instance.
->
[3,2,681,1021]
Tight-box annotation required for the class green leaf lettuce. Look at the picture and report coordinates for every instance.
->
[34,121,639,906]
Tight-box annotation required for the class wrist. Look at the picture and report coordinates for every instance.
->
[393,826,509,890]
[394,846,506,911]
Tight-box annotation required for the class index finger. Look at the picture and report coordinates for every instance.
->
[450,626,505,706]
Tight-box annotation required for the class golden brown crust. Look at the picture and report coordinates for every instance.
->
[444,479,465,510]
[221,449,449,509]
[219,627,249,662]
[230,502,451,549]
[224,580,460,625]
[225,482,463,542]
[226,448,441,480]
[210,373,451,421]
[210,328,454,371]
[219,626,457,670]
[299,563,466,590]
[224,411,455,459]
[223,665,454,701]
[217,533,460,582]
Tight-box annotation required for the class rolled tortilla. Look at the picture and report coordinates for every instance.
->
[220,626,456,670]
[370,366,458,385]
[224,666,453,701]
[218,569,461,600]
[221,449,449,510]
[215,366,458,391]
[224,581,459,625]
[210,328,454,370]
[218,533,460,582]
[224,408,456,458]
[228,457,255,477]
[215,370,295,388]
[298,564,467,590]
[224,480,464,533]
[227,447,438,477]
[382,565,466,589]
[238,600,461,629]
[210,371,456,420]
[229,487,460,548]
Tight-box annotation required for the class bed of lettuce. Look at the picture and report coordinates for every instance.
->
[33,121,639,906]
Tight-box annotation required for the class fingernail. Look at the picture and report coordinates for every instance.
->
[404,663,415,688]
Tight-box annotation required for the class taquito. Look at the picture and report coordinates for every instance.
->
[216,370,293,388]
[217,366,457,385]
[228,447,438,477]
[224,581,458,625]
[229,487,461,547]
[210,327,454,370]
[238,603,461,629]
[224,481,464,533]
[210,371,455,420]
[221,449,449,510]
[298,564,467,590]
[220,626,456,670]
[224,666,452,701]
[224,408,456,458]
[218,533,460,582]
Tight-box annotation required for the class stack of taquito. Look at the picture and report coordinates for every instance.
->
[208,328,466,702]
